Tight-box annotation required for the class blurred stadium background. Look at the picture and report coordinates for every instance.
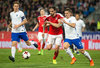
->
[0,0,100,68]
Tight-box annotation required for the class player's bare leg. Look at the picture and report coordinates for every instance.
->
[9,41,17,62]
[79,49,94,66]
[18,40,22,52]
[53,45,59,64]
[64,42,76,64]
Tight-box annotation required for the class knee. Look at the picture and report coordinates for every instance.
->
[47,45,52,50]
[63,43,69,49]
[26,41,31,46]
[12,42,17,46]
[79,49,85,54]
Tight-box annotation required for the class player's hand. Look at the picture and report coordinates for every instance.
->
[58,19,62,23]
[32,29,35,31]
[61,19,67,24]
[45,21,50,24]
[14,25,19,29]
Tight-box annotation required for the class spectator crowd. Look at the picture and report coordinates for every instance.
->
[0,0,100,31]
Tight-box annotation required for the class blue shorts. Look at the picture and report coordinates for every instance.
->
[11,32,29,42]
[64,38,83,49]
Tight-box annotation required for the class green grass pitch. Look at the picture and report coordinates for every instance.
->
[0,49,100,68]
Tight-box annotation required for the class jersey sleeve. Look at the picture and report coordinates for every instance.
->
[20,11,26,21]
[81,20,85,27]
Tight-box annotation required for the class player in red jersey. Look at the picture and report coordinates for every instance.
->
[44,7,64,64]
[32,9,48,55]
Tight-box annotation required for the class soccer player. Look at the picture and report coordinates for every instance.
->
[32,9,48,55]
[47,8,94,66]
[72,13,86,55]
[44,7,64,64]
[9,1,38,62]
[75,13,85,40]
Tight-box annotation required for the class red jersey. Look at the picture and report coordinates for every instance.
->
[46,13,64,35]
[37,15,48,33]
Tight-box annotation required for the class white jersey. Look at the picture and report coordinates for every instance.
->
[10,10,26,33]
[76,19,85,37]
[63,16,79,39]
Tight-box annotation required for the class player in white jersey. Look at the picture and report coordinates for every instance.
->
[75,13,85,40]
[9,1,38,62]
[47,8,94,66]
[72,13,86,54]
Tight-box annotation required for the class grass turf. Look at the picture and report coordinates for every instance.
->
[0,49,99,68]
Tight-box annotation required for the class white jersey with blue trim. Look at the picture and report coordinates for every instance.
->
[10,10,26,33]
[76,19,85,37]
[63,16,79,39]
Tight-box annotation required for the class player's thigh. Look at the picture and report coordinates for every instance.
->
[63,39,72,49]
[72,38,83,49]
[46,35,54,49]
[55,34,63,46]
[47,35,54,45]
[12,41,17,46]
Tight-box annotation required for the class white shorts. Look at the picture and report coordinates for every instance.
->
[47,34,63,46]
[38,32,48,41]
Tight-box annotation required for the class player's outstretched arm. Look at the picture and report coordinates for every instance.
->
[62,19,76,28]
[32,23,39,31]
[14,19,27,29]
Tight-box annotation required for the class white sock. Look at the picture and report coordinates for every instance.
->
[65,47,74,58]
[83,51,92,61]
[18,42,22,50]
[11,46,16,58]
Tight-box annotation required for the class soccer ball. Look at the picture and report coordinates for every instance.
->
[22,51,30,59]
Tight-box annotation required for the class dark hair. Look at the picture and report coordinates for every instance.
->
[49,6,56,10]
[65,8,72,13]
[13,1,19,5]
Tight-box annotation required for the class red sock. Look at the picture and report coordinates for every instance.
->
[42,42,45,49]
[53,51,59,60]
[38,42,41,51]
